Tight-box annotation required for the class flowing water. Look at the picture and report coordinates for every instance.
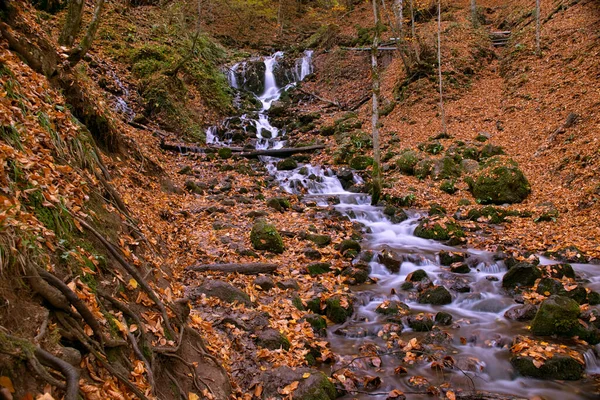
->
[208,50,600,399]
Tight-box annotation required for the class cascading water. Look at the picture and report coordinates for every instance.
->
[209,48,599,399]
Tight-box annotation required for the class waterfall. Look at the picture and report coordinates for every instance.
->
[298,50,313,81]
[259,51,283,110]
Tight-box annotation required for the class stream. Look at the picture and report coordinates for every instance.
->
[206,51,600,399]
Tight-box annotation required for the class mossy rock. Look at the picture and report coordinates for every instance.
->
[218,147,233,159]
[530,295,580,337]
[306,234,332,247]
[303,314,327,335]
[334,114,362,133]
[256,329,291,351]
[511,354,584,381]
[418,286,452,305]
[375,300,410,316]
[418,141,444,155]
[428,203,447,216]
[406,269,429,282]
[479,143,505,160]
[192,280,251,305]
[383,205,409,224]
[261,367,335,400]
[414,218,465,244]
[471,157,531,204]
[440,179,457,194]
[250,218,284,254]
[341,266,370,284]
[438,251,465,266]
[414,158,434,179]
[435,311,453,325]
[266,197,291,212]
[277,158,298,170]
[307,262,332,275]
[431,156,462,180]
[467,206,516,224]
[396,150,420,175]
[349,155,373,170]
[339,239,361,256]
[320,125,335,136]
[536,277,563,296]
[543,246,587,263]
[184,180,204,195]
[407,314,434,331]
[325,295,353,324]
[292,295,305,311]
[502,262,541,290]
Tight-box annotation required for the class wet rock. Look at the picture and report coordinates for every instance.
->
[502,262,542,290]
[303,247,322,260]
[307,262,332,275]
[383,205,409,224]
[536,277,563,296]
[375,300,410,316]
[588,291,600,305]
[450,262,470,274]
[325,295,354,324]
[543,246,587,264]
[505,304,538,321]
[303,314,327,336]
[565,285,588,304]
[190,280,251,305]
[377,250,401,273]
[218,147,233,159]
[546,263,576,279]
[450,281,471,293]
[470,156,531,204]
[306,233,332,247]
[511,354,584,381]
[438,251,465,266]
[184,180,204,195]
[338,239,361,257]
[250,218,285,254]
[407,314,434,331]
[435,311,453,326]
[277,158,298,170]
[530,295,580,337]
[334,326,370,338]
[472,297,514,313]
[336,168,355,189]
[277,279,299,290]
[255,329,291,351]
[414,217,465,245]
[254,276,275,291]
[418,286,452,305]
[406,269,430,283]
[341,265,369,284]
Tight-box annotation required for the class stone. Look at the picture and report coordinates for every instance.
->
[511,354,584,381]
[502,262,541,290]
[277,158,298,170]
[431,156,462,180]
[341,265,370,284]
[336,168,355,189]
[377,251,401,273]
[190,280,251,305]
[406,269,429,283]
[306,234,332,247]
[407,314,434,331]
[277,279,299,290]
[255,328,291,351]
[266,197,291,212]
[530,295,580,337]
[250,218,284,254]
[461,159,480,174]
[375,300,410,316]
[414,158,433,179]
[396,150,420,175]
[470,156,531,204]
[418,286,452,305]
[435,311,453,326]
[450,263,470,274]
[307,262,332,275]
[303,247,322,260]
[339,239,361,256]
[504,304,538,321]
[217,147,233,159]
[438,251,465,266]
[325,295,354,324]
[303,314,327,335]
[414,217,465,245]
[479,143,505,159]
[254,276,275,291]
[349,155,373,170]
[536,277,563,296]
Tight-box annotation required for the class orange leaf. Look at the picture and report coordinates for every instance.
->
[279,381,299,395]
[0,376,14,392]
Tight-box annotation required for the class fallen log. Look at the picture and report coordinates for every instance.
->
[160,141,244,154]
[297,88,347,110]
[186,263,278,275]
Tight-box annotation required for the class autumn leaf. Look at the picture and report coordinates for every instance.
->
[279,381,299,395]
[188,393,200,400]
[0,377,14,392]
[446,390,456,400]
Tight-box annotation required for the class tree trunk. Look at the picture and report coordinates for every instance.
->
[393,0,403,36]
[437,0,447,135]
[410,0,415,38]
[370,0,382,206]
[59,0,85,47]
[470,0,478,27]
[68,0,106,66]
[535,0,541,55]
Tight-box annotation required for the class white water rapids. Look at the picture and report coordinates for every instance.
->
[207,49,600,399]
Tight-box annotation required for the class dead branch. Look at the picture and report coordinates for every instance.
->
[237,145,325,158]
[297,88,346,110]
[185,262,278,275]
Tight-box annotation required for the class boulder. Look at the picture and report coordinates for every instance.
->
[511,355,584,381]
[414,158,434,179]
[431,156,462,180]
[277,158,298,170]
[418,286,452,305]
[414,217,465,245]
[349,155,373,170]
[191,280,251,305]
[530,295,580,337]
[307,262,332,275]
[255,328,291,350]
[341,265,370,284]
[502,262,541,290]
[375,300,410,316]
[396,150,420,175]
[504,304,538,321]
[306,234,332,247]
[325,295,353,324]
[470,157,531,204]
[406,269,429,283]
[377,250,401,273]
[250,218,285,253]
[339,239,361,256]
[435,311,453,326]
[254,276,275,291]
[266,197,291,212]
[260,367,336,400]
[461,159,480,174]
[407,314,434,331]
[303,314,327,335]
[336,168,355,190]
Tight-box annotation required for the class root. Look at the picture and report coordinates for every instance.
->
[24,263,70,312]
[76,217,176,339]
[37,269,104,345]
[34,347,80,400]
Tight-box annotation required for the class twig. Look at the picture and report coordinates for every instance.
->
[34,309,50,344]
[165,369,187,400]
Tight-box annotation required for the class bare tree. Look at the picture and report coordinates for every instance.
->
[437,0,447,134]
[68,0,106,66]
[393,0,403,36]
[59,0,85,47]
[470,0,478,27]
[371,0,382,205]
[535,0,541,55]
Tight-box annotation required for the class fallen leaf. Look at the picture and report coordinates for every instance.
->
[279,380,299,395]
[0,377,14,393]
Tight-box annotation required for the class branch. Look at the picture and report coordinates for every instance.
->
[185,263,278,275]
[35,347,80,400]
[297,88,347,110]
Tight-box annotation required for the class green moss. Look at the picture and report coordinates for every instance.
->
[440,179,457,194]
[250,218,284,253]
[396,150,420,175]
[414,218,465,244]
[349,155,373,170]
[218,147,233,159]
[325,296,353,324]
[530,295,580,337]
[307,262,331,275]
[511,355,584,380]
[415,158,434,179]
[471,157,531,204]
